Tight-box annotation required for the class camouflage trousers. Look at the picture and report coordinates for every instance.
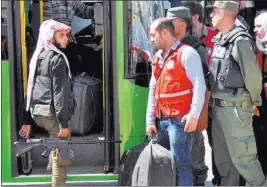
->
[33,116,70,186]
[212,105,265,186]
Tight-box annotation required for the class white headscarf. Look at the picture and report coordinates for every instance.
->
[255,13,267,54]
[26,20,71,111]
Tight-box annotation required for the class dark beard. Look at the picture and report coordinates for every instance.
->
[54,41,66,52]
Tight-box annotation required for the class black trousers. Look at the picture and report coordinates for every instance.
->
[206,105,221,183]
[253,105,267,177]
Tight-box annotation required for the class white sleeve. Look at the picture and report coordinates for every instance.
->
[146,72,157,125]
[181,46,206,119]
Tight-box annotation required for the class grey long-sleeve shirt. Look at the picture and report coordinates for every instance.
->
[146,40,206,125]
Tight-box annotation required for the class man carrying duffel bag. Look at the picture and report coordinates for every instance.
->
[146,17,206,186]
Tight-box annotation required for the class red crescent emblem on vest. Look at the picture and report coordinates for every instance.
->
[167,60,175,69]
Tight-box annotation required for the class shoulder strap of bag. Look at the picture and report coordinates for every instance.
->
[224,28,253,45]
[191,39,205,50]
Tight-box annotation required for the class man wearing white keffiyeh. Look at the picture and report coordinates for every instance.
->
[19,20,76,186]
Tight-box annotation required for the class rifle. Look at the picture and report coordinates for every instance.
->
[14,137,122,160]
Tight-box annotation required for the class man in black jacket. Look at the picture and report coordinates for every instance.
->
[19,20,76,186]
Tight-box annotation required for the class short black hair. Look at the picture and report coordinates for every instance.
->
[155,19,176,37]
[183,18,192,34]
[182,1,204,23]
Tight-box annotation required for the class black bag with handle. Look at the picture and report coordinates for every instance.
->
[69,72,103,135]
[118,140,149,186]
[118,135,176,186]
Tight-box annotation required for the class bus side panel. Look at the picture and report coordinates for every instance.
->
[1,60,12,182]
[116,1,148,156]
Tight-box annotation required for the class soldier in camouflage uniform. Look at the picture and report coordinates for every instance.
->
[206,1,266,186]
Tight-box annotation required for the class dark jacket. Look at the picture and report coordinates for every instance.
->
[25,50,75,128]
[182,35,209,84]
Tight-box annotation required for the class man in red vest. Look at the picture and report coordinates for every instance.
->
[146,17,206,186]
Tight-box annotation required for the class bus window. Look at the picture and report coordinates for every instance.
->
[124,1,164,87]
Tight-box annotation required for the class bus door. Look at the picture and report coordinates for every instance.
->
[8,0,119,176]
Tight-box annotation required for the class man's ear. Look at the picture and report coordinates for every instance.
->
[162,29,168,37]
[181,22,186,30]
[219,10,224,19]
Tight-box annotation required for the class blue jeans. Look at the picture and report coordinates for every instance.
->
[157,116,193,186]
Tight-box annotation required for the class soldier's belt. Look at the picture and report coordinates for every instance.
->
[214,99,252,107]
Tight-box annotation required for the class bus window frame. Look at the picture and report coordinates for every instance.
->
[123,1,152,80]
